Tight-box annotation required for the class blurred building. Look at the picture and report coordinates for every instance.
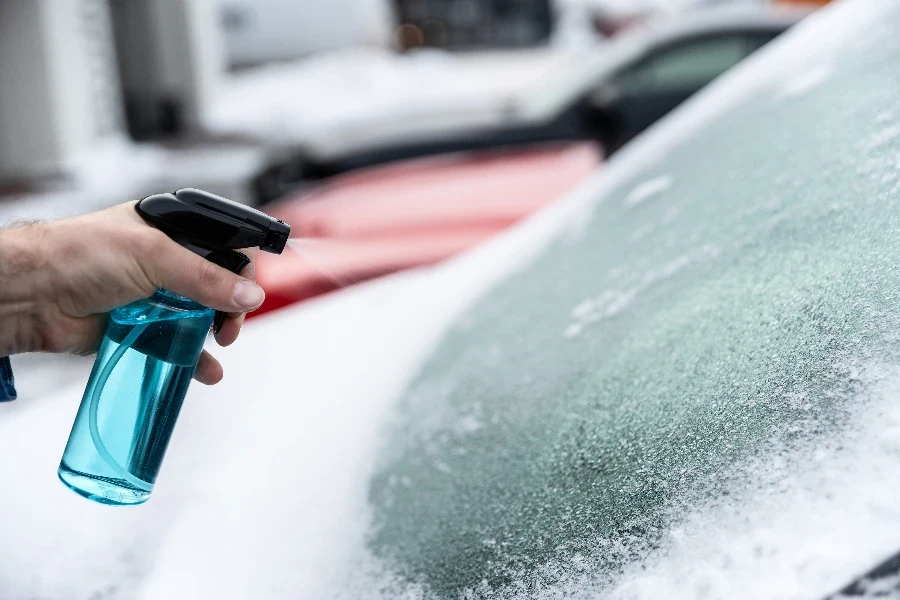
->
[220,0,395,68]
[0,0,229,188]
[109,0,224,140]
[0,0,123,184]
[394,0,553,50]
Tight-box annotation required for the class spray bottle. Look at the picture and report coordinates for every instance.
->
[58,189,290,505]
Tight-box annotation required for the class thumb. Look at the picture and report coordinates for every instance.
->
[145,237,265,313]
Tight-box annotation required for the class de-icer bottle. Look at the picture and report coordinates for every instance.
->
[58,189,290,506]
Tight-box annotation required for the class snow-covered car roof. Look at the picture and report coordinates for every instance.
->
[299,4,810,162]
[206,46,575,153]
[2,0,898,598]
[208,5,810,162]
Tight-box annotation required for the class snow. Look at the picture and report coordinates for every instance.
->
[205,47,577,156]
[0,136,267,228]
[624,174,672,207]
[866,123,900,151]
[563,245,718,338]
[0,381,182,599]
[446,361,900,600]
[0,138,164,226]
[780,62,834,98]
[601,363,900,600]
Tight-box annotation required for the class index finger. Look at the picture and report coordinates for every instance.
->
[142,234,266,313]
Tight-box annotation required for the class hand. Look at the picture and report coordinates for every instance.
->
[0,201,266,385]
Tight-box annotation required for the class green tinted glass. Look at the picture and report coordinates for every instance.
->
[619,35,750,94]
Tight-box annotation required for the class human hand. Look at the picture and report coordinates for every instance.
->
[0,201,265,384]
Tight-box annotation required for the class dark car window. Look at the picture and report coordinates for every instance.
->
[366,3,900,598]
[617,34,754,95]
[744,31,780,53]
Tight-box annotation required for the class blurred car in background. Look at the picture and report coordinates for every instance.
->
[393,0,554,51]
[253,142,601,315]
[252,4,809,204]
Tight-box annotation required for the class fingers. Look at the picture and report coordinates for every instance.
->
[194,350,224,385]
[214,312,244,347]
[240,247,257,282]
[142,235,265,314]
[130,203,259,355]
[214,246,256,344]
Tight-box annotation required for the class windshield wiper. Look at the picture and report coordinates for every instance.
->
[825,548,900,598]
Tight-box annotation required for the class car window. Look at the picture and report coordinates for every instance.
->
[515,34,648,120]
[366,3,900,598]
[617,34,753,95]
[744,31,779,53]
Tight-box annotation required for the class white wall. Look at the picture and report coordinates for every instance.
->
[0,0,122,183]
[145,0,225,130]
[221,0,395,67]
[0,1,64,181]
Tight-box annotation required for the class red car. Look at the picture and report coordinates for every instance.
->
[253,142,601,315]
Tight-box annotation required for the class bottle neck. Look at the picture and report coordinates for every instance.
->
[151,288,208,312]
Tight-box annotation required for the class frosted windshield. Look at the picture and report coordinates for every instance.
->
[368,2,900,598]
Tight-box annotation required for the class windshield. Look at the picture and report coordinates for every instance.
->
[367,2,900,598]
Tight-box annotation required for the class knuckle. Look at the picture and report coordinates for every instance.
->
[196,259,225,292]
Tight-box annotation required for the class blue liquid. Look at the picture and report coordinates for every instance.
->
[59,290,213,505]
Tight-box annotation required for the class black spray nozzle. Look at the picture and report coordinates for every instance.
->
[136,189,291,333]
[136,188,290,256]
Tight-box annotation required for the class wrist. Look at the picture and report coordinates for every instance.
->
[0,224,51,354]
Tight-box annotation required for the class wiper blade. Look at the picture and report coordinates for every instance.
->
[825,549,900,598]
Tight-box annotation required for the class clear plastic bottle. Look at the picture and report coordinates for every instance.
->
[58,289,214,506]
